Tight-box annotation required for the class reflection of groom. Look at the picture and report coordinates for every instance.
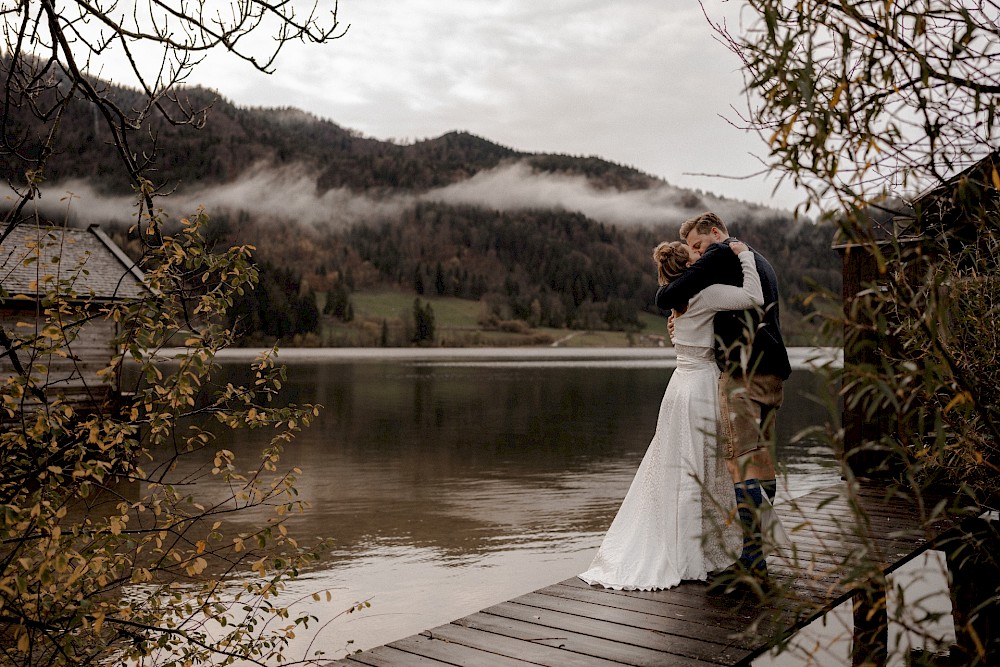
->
[655,211,791,582]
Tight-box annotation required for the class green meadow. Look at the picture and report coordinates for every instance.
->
[312,289,666,348]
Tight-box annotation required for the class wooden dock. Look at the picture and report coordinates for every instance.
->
[327,481,957,666]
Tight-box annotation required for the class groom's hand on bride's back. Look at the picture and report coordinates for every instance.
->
[655,242,735,312]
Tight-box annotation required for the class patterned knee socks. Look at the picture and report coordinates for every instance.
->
[735,479,766,573]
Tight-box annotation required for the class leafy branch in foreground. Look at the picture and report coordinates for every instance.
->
[711,0,1000,662]
[0,211,331,666]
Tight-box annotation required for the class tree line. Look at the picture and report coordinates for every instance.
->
[193,201,840,344]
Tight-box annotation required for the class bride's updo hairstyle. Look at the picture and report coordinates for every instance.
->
[653,241,690,286]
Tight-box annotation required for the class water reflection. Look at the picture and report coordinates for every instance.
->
[147,349,841,659]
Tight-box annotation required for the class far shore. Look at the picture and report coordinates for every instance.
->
[152,346,842,370]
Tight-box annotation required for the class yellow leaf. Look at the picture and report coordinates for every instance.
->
[830,81,846,108]
[992,166,1000,191]
[944,391,973,413]
[186,557,208,576]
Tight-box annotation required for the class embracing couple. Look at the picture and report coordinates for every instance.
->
[580,211,791,594]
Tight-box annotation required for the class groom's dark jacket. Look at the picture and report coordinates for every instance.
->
[655,239,791,380]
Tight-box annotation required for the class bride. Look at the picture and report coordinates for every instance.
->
[579,240,763,591]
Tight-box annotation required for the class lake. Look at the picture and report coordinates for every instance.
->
[152,347,852,662]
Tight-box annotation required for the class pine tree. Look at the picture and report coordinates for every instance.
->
[435,261,446,296]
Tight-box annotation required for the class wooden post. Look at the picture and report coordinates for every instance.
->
[835,242,897,477]
[852,579,888,667]
[944,518,1000,664]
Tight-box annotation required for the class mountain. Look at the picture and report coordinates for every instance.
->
[0,73,841,345]
[0,79,657,195]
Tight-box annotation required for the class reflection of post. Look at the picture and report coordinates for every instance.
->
[945,518,1000,664]
[852,579,888,667]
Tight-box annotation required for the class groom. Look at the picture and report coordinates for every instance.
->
[656,211,791,586]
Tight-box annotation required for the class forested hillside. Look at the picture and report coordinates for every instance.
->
[181,202,838,346]
[1,65,841,346]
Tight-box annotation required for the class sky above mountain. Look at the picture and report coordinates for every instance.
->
[91,0,805,211]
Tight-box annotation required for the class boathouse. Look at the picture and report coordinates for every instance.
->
[0,223,147,414]
[836,150,1000,476]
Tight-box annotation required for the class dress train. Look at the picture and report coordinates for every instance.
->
[579,347,742,591]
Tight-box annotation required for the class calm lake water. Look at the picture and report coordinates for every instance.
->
[153,347,851,662]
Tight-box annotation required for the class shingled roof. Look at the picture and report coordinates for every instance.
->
[0,224,147,301]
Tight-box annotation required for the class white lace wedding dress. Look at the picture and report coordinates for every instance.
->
[579,251,764,591]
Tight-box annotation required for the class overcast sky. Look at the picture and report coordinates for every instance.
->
[101,1,805,211]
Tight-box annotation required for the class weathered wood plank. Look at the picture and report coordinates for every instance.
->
[777,534,919,564]
[387,634,530,667]
[422,623,624,667]
[344,645,457,666]
[789,495,938,520]
[510,590,758,651]
[483,600,747,665]
[557,577,787,615]
[533,585,806,654]
[785,524,933,550]
[535,582,788,634]
[454,611,711,667]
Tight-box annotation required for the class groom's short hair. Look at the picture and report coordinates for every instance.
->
[680,212,729,240]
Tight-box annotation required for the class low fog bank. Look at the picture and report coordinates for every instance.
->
[423,162,786,226]
[2,165,413,229]
[6,160,791,231]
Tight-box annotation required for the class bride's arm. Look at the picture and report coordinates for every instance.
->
[696,250,764,312]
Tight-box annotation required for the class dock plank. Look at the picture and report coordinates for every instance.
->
[455,611,711,667]
[421,623,624,667]
[483,599,747,664]
[344,645,458,666]
[534,582,792,634]
[511,590,758,650]
[387,634,532,667]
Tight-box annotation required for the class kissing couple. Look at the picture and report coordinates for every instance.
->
[580,211,791,593]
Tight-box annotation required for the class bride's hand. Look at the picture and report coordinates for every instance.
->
[730,241,748,254]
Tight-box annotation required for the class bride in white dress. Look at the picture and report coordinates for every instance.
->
[579,241,764,591]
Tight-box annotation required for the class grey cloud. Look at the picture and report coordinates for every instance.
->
[9,165,414,229]
[4,182,138,227]
[177,164,413,225]
[420,161,766,226]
